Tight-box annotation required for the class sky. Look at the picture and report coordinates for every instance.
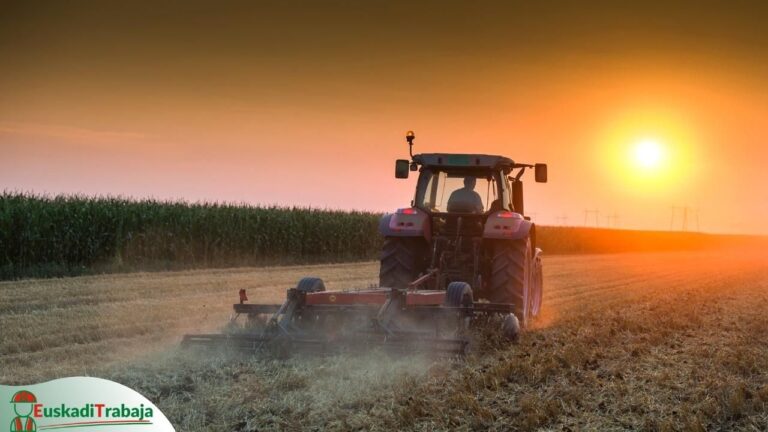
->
[1,0,768,234]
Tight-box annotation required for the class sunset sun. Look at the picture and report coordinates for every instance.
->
[632,138,665,169]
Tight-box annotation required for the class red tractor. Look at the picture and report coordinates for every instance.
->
[379,131,547,329]
[184,131,548,354]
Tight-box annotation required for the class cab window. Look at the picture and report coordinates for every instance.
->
[416,170,499,213]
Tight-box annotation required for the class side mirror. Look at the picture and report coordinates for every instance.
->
[534,163,548,183]
[395,159,410,179]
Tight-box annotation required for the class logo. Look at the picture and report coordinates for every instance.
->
[10,390,36,432]
[2,378,174,431]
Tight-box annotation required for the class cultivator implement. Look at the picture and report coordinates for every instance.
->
[182,277,520,356]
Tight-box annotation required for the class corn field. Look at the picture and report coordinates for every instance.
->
[1,192,761,280]
[0,193,383,279]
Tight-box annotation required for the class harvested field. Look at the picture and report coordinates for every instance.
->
[2,251,768,430]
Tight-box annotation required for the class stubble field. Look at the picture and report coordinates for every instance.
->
[2,250,768,431]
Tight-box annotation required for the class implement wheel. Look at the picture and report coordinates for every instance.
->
[444,281,473,307]
[502,314,521,342]
[444,281,473,335]
[296,277,326,293]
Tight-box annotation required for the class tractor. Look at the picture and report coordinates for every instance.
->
[183,131,548,354]
[379,130,547,328]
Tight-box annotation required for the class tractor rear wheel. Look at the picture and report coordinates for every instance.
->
[488,236,532,327]
[379,237,427,288]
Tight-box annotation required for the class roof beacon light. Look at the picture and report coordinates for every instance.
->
[406,130,415,157]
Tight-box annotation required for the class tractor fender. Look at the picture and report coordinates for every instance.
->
[378,208,431,241]
[483,211,533,241]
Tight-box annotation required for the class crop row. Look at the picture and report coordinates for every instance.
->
[0,193,382,279]
[2,192,761,280]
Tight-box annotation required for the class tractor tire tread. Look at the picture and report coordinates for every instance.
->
[488,238,530,324]
[379,237,425,288]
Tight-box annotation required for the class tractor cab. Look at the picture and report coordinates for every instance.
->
[395,140,547,219]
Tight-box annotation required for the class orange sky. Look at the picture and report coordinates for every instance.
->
[1,1,768,234]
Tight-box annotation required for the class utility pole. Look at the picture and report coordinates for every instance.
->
[670,206,678,230]
[603,212,620,228]
[670,205,697,232]
[695,208,700,232]
[584,209,600,227]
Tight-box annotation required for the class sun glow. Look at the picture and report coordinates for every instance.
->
[596,106,701,198]
[632,138,665,169]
